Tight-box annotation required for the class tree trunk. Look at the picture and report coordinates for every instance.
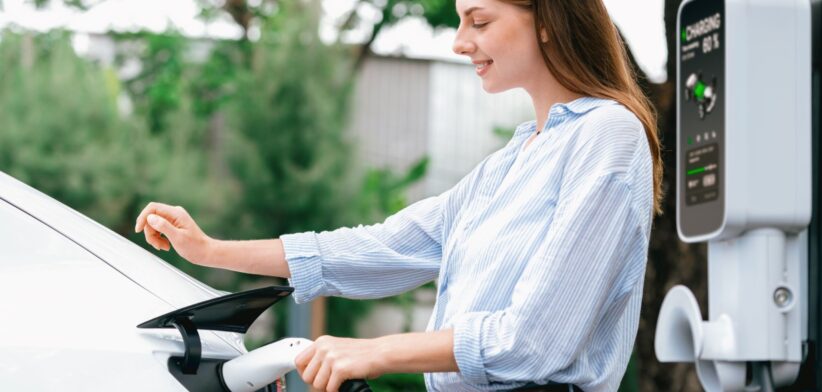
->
[629,1,709,390]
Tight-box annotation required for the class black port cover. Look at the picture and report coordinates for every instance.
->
[137,285,294,333]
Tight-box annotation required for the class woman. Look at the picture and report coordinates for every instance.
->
[134,0,662,391]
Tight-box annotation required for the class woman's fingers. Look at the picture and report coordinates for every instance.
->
[146,214,181,243]
[141,221,164,249]
[295,344,315,372]
[327,372,344,392]
[295,338,376,392]
[134,201,187,252]
[312,361,332,391]
[144,219,171,250]
[143,225,162,249]
[135,202,186,233]
[133,201,215,265]
[135,202,188,251]
[135,202,160,232]
[301,355,322,386]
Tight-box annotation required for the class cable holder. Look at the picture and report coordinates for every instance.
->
[137,285,295,375]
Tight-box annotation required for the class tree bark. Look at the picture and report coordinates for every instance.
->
[627,1,709,390]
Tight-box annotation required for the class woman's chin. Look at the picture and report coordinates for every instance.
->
[480,79,512,94]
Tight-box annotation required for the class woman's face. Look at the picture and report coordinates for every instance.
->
[453,0,545,93]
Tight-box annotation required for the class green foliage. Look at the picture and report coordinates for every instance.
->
[493,125,516,141]
[333,0,459,37]
[357,157,429,221]
[369,373,427,391]
[115,31,187,133]
[325,296,375,338]
[325,157,430,339]
[0,2,656,390]
[418,0,460,28]
[0,30,231,275]
[30,0,92,10]
[224,3,358,240]
[0,31,139,231]
[1,5,431,388]
[189,40,247,118]
[618,351,639,392]
[192,0,459,47]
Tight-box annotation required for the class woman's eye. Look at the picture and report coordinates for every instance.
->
[472,22,489,29]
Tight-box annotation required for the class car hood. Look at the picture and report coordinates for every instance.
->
[0,171,246,357]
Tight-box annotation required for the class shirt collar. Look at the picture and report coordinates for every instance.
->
[513,96,616,137]
[555,96,616,115]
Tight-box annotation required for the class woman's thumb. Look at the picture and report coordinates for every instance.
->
[147,214,179,240]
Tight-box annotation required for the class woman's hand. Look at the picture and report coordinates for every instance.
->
[134,202,292,277]
[295,335,384,392]
[134,202,214,266]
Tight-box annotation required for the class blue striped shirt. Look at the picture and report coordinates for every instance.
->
[281,96,654,392]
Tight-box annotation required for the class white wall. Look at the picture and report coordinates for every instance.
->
[348,55,533,203]
[426,61,533,197]
[348,56,534,335]
[347,55,432,200]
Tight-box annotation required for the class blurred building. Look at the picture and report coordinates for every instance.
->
[348,54,534,202]
[347,54,534,337]
[61,32,534,338]
[73,36,533,205]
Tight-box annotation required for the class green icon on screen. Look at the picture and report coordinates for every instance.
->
[685,72,717,119]
[687,167,706,176]
[694,81,706,100]
[682,28,687,42]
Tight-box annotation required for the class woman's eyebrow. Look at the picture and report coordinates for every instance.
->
[461,6,485,17]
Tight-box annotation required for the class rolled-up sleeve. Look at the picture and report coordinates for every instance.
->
[281,193,448,303]
[451,172,644,387]
[280,146,494,304]
[279,231,327,303]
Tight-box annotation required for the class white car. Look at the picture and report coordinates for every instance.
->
[0,171,292,391]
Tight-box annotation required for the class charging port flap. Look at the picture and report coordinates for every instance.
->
[137,285,294,374]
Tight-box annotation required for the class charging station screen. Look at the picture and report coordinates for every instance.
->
[678,0,725,236]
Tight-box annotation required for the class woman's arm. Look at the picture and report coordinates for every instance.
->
[135,147,491,300]
[295,329,458,392]
[206,238,290,277]
[134,202,293,278]
[378,329,458,374]
[134,192,456,301]
[133,192,452,302]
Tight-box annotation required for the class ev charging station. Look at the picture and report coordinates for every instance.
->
[654,0,820,390]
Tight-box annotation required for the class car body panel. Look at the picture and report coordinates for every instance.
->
[1,348,186,391]
[0,171,248,390]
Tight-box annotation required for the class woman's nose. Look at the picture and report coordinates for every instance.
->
[452,30,475,55]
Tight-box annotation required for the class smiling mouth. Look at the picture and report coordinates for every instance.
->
[476,60,493,75]
[476,60,493,70]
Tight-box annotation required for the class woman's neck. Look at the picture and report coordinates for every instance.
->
[524,75,584,134]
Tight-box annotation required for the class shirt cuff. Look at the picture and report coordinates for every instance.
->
[280,231,326,304]
[451,311,491,387]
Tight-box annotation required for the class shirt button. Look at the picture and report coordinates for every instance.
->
[555,106,565,114]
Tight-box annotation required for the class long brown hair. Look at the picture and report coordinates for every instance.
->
[501,0,663,215]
